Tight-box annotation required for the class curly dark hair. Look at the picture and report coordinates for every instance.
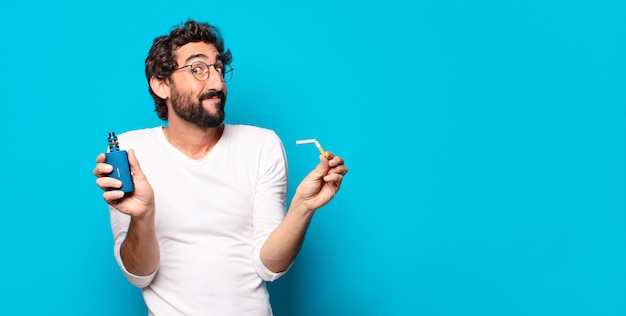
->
[145,19,232,121]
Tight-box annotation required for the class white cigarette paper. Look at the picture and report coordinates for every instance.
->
[296,139,325,156]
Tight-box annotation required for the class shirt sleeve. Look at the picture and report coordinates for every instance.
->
[250,130,291,281]
[109,206,159,288]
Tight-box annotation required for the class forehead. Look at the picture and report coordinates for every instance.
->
[174,42,220,63]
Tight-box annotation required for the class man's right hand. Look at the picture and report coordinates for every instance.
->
[93,149,155,218]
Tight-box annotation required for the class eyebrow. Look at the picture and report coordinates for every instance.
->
[183,53,223,65]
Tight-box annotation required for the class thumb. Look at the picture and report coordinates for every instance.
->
[127,149,146,180]
[307,154,330,180]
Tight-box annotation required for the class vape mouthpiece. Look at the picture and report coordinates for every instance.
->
[108,132,120,152]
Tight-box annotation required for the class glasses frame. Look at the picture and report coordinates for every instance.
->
[174,61,234,82]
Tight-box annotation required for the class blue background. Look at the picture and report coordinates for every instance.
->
[1,0,625,315]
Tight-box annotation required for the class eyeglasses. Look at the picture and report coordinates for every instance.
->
[174,61,234,82]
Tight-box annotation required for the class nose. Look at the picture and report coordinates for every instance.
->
[204,65,225,91]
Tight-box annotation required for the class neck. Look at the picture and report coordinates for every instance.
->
[162,123,224,160]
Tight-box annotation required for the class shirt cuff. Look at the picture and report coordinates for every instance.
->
[114,244,158,288]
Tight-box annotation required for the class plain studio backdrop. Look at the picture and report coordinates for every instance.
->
[1,0,625,315]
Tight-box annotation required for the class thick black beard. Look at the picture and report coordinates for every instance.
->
[170,87,226,128]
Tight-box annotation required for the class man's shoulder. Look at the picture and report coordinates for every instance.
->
[224,124,284,153]
[120,126,162,137]
[120,126,163,135]
[226,124,278,139]
[117,126,163,147]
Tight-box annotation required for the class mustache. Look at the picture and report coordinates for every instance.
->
[199,90,225,102]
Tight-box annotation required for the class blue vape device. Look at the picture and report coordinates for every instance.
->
[105,132,134,194]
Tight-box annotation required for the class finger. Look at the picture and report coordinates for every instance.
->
[328,155,344,168]
[303,153,331,180]
[96,153,106,163]
[328,165,349,176]
[102,190,125,202]
[96,177,122,191]
[323,172,343,183]
[127,149,146,180]
[323,174,343,193]
[93,162,113,177]
[93,153,109,176]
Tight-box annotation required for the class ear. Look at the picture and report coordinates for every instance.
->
[150,76,170,100]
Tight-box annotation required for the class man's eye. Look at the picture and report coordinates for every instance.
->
[192,66,204,74]
[215,65,224,74]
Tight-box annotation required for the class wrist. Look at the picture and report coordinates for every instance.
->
[289,197,317,217]
[132,205,156,222]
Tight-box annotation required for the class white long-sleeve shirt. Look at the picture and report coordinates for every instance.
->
[108,125,289,315]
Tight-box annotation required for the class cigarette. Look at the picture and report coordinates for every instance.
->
[296,138,325,156]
